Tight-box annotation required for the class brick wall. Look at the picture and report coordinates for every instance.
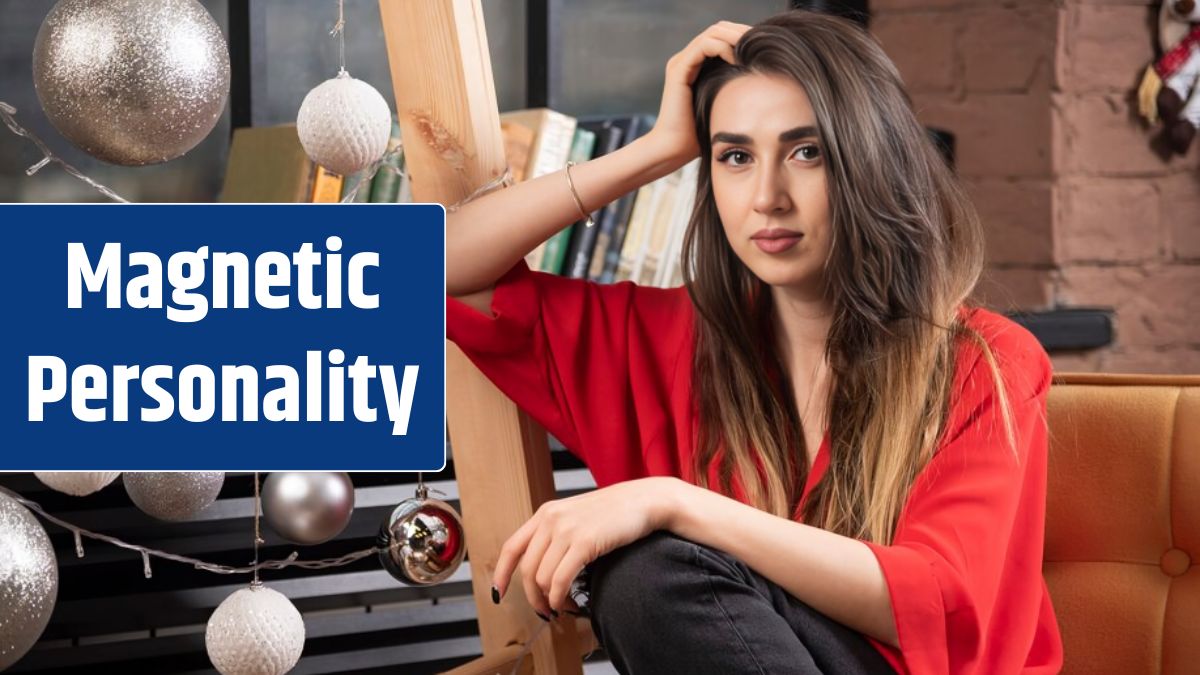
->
[872,0,1200,374]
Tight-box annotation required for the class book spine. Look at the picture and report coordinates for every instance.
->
[563,122,624,279]
[310,165,345,203]
[655,159,700,288]
[525,111,578,270]
[541,128,597,274]
[613,179,662,282]
[597,115,656,282]
[370,121,404,203]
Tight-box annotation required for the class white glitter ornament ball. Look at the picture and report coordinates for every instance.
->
[297,71,392,176]
[32,0,231,165]
[0,491,58,670]
[124,472,224,521]
[206,585,305,675]
[34,472,121,497]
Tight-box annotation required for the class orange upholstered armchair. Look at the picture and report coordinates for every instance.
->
[1044,373,1199,675]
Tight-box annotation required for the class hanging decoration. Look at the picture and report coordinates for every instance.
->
[32,0,231,166]
[0,471,468,670]
[297,0,393,176]
[205,585,306,675]
[262,472,355,546]
[1137,0,1200,156]
[0,490,58,671]
[378,475,466,585]
[34,471,121,497]
[0,103,131,201]
[124,472,225,522]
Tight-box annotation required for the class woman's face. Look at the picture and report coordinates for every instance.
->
[709,72,833,293]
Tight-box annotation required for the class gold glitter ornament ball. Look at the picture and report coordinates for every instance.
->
[32,0,231,166]
[0,491,58,670]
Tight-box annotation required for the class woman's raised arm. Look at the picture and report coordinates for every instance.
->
[445,21,750,306]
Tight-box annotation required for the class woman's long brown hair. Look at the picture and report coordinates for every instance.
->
[682,10,1016,544]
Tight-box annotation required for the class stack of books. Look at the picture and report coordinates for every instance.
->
[219,122,412,205]
[500,107,699,288]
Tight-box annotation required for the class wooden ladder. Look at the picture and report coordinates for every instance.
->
[378,2,591,673]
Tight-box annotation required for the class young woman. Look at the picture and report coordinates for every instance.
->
[446,10,1063,675]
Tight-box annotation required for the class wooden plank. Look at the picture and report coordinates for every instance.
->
[377,2,582,673]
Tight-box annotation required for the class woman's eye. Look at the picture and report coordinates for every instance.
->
[794,144,821,162]
[718,149,751,166]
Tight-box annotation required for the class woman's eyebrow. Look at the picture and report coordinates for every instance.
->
[711,125,818,145]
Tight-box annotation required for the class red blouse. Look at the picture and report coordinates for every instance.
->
[447,260,1064,675]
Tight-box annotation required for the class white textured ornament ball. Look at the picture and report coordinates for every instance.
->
[297,71,392,176]
[124,472,224,521]
[34,472,121,497]
[206,585,305,675]
[0,491,58,670]
[32,0,231,165]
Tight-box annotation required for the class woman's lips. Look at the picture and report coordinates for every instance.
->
[751,228,803,254]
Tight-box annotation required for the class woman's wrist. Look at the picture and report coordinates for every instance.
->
[631,131,698,182]
[648,476,693,533]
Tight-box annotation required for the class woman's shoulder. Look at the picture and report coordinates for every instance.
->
[955,305,1053,404]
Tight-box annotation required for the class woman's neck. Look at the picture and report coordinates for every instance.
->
[770,283,833,372]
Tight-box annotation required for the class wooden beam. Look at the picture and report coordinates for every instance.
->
[377,2,583,674]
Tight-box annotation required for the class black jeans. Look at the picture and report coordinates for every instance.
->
[581,531,898,675]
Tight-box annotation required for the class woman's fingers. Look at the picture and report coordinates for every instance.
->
[519,528,553,616]
[492,515,537,597]
[534,536,572,613]
[547,545,590,612]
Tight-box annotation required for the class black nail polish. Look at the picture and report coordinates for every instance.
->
[535,611,550,622]
[490,586,500,604]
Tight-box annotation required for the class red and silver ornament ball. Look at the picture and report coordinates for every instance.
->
[296,71,393,176]
[32,0,231,165]
[378,486,466,586]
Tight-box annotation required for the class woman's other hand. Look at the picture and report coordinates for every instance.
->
[491,476,683,617]
[646,21,751,168]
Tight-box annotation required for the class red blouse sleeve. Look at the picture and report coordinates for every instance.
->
[861,315,1057,674]
[445,260,690,485]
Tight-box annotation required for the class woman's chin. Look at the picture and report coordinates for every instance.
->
[744,260,820,291]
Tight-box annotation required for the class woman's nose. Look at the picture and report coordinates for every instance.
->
[751,164,792,215]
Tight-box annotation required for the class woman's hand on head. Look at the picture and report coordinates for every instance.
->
[646,20,751,168]
[491,476,683,617]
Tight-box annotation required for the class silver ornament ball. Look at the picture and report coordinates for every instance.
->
[262,472,355,546]
[297,71,393,176]
[34,471,121,496]
[32,0,231,165]
[0,491,58,670]
[206,585,305,675]
[125,472,225,521]
[378,491,466,586]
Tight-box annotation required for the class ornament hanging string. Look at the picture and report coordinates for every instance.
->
[0,102,130,203]
[0,486,383,576]
[332,0,347,75]
[253,472,265,586]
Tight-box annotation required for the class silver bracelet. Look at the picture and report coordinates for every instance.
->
[564,161,596,228]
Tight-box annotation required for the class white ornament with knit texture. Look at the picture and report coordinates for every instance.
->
[205,585,305,675]
[34,472,121,496]
[297,71,392,176]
